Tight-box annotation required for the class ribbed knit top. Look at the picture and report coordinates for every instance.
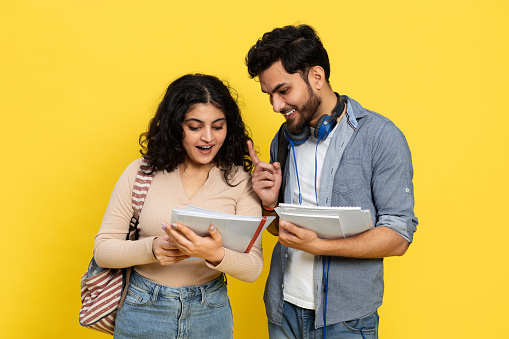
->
[94,158,263,287]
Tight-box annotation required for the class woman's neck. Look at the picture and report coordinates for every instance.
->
[179,159,217,177]
[178,160,217,200]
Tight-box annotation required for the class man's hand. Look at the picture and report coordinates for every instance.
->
[247,140,282,209]
[278,220,322,254]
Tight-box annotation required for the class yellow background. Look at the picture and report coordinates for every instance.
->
[1,1,507,338]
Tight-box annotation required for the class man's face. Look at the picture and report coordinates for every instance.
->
[258,60,321,135]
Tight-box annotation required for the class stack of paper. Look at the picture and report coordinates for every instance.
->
[275,203,373,239]
[171,206,275,253]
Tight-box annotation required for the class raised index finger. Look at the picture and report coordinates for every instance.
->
[247,140,260,165]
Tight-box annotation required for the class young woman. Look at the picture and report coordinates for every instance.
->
[93,74,263,339]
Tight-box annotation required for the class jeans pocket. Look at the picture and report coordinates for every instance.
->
[124,283,153,306]
[203,284,229,309]
[342,312,379,334]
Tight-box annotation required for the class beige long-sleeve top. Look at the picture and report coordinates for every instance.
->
[94,159,263,287]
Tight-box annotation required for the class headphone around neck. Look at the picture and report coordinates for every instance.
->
[282,95,345,146]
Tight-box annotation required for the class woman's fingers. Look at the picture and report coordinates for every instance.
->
[152,235,190,265]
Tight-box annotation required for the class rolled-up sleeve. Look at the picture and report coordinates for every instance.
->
[371,121,418,242]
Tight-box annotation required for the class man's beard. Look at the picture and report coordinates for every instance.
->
[287,87,321,135]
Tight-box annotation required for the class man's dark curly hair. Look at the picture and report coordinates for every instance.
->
[245,24,330,84]
[139,74,253,185]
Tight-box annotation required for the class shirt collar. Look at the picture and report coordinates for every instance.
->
[336,93,360,130]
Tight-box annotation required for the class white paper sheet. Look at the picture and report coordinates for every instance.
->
[170,206,275,253]
[275,203,373,239]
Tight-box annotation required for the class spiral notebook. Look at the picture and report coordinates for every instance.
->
[171,206,275,253]
[275,203,373,239]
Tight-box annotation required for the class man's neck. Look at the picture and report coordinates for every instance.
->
[321,86,340,115]
[310,86,340,126]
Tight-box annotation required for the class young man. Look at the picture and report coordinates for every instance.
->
[245,24,418,338]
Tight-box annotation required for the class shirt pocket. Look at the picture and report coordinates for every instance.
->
[332,157,363,194]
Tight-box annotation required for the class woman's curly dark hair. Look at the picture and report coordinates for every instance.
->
[139,74,253,185]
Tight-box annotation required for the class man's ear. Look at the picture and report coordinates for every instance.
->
[308,66,326,90]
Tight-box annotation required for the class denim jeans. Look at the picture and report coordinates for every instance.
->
[113,270,233,339]
[268,301,378,339]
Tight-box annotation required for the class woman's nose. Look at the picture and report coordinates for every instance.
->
[200,128,213,142]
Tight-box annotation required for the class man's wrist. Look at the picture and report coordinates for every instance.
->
[262,202,279,212]
[309,238,328,256]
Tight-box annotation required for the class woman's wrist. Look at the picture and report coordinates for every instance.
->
[207,247,225,266]
[151,237,159,260]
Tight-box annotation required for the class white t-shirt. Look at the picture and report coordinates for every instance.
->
[283,126,336,310]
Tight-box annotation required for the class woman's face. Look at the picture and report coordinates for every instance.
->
[181,103,227,168]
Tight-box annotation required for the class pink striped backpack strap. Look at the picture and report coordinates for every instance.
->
[128,159,155,241]
[79,159,157,334]
[118,159,155,312]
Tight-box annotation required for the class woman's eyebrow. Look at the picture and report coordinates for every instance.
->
[183,118,203,123]
[184,117,226,123]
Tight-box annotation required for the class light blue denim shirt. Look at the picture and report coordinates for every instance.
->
[264,96,418,328]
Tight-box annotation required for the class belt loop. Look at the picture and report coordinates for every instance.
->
[200,285,205,304]
[152,284,161,303]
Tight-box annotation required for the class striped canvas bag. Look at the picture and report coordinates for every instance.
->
[79,160,155,335]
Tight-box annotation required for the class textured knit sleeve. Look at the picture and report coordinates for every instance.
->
[93,159,158,268]
[206,170,264,283]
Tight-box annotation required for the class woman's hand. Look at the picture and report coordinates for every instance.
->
[152,236,190,265]
[161,222,225,264]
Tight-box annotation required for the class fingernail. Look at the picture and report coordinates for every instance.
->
[171,223,178,229]
[161,222,166,230]
[210,226,215,231]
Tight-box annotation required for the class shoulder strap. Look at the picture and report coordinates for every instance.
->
[128,159,155,241]
[277,123,289,204]
[118,159,155,312]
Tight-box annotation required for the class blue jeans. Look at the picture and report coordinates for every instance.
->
[113,270,233,339]
[268,301,378,339]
